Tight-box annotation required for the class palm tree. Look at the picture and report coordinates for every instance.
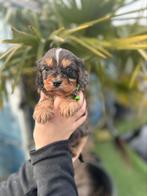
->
[0,0,147,195]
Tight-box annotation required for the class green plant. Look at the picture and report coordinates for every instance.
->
[0,0,147,107]
[0,1,147,194]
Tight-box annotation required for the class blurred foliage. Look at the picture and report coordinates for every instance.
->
[94,140,147,196]
[0,1,147,109]
[0,0,147,194]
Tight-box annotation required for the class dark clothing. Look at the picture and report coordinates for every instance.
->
[0,140,78,196]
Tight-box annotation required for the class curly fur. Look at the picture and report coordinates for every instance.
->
[36,48,89,94]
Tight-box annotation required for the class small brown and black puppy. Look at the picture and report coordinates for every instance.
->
[33,48,89,159]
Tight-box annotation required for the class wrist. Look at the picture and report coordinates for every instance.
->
[34,133,69,150]
[30,140,71,165]
[33,124,72,150]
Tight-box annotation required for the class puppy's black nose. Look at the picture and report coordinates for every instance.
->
[53,80,62,87]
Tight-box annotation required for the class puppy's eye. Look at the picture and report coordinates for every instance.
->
[42,65,50,72]
[63,67,77,79]
[45,67,50,71]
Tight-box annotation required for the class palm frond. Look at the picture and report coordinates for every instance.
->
[138,49,147,61]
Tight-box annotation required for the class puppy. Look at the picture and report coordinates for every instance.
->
[33,48,89,159]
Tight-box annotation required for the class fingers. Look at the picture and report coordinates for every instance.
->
[54,96,63,110]
[76,91,84,108]
[73,110,87,130]
[74,99,87,121]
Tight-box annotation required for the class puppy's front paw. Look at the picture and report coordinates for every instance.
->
[33,108,53,124]
[59,101,79,117]
[33,99,53,124]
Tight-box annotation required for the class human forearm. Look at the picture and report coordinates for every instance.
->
[30,140,78,196]
[0,160,36,196]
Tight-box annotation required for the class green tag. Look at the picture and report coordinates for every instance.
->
[74,95,80,101]
[72,84,80,101]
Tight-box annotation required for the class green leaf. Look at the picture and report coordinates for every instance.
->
[11,47,31,92]
[66,14,111,34]
[68,36,107,58]
[37,39,46,59]
[113,35,147,44]
[29,25,42,40]
[0,45,22,70]
[94,140,147,196]
[138,49,147,61]
[2,27,39,46]
[129,64,141,88]
[78,37,112,57]
[0,47,15,60]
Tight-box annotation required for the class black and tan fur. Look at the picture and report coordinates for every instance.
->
[33,48,89,157]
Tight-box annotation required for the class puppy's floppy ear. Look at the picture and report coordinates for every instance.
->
[36,59,44,91]
[77,58,89,90]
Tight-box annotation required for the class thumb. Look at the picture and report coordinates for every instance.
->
[54,96,63,110]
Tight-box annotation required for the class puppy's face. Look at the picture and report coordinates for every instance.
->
[36,48,88,96]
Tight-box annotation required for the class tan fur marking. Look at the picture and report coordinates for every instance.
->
[59,99,79,117]
[44,58,53,67]
[62,58,71,68]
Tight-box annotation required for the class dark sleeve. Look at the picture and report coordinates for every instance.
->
[0,160,37,196]
[30,140,78,196]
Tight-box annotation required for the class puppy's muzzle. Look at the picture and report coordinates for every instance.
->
[53,80,62,87]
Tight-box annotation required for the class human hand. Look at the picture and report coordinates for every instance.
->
[33,92,87,150]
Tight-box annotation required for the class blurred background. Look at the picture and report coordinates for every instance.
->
[0,0,147,195]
